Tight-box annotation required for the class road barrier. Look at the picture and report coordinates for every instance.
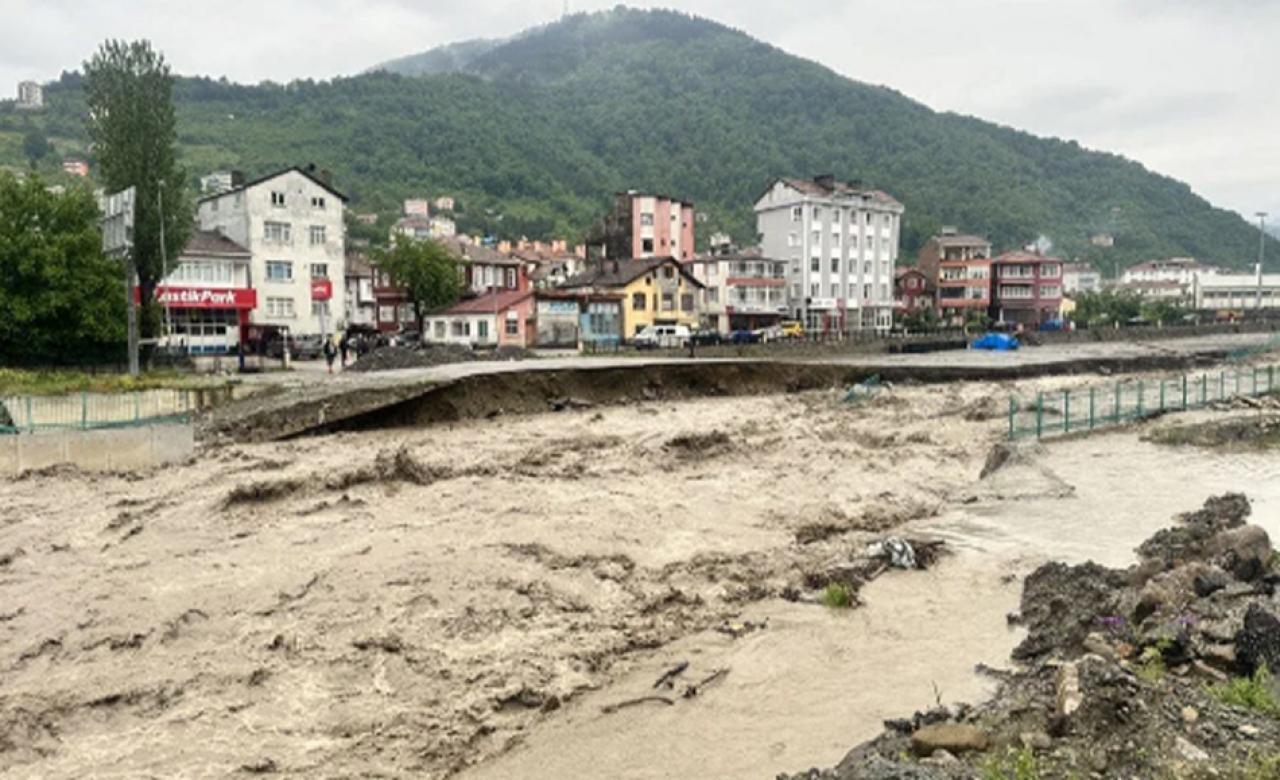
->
[1008,364,1280,441]
[0,389,194,433]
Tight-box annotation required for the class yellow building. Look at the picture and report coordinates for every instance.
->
[563,257,704,338]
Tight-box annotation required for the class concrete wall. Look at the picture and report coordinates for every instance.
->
[0,425,193,475]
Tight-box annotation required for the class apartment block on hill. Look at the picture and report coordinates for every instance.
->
[589,191,695,261]
[685,251,788,333]
[755,175,903,334]
[991,250,1063,327]
[917,229,992,323]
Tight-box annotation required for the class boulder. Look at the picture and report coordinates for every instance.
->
[1234,604,1280,675]
[909,723,990,757]
[1204,525,1272,581]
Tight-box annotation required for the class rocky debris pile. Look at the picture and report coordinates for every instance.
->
[782,493,1280,779]
[347,343,532,372]
[1145,414,1280,451]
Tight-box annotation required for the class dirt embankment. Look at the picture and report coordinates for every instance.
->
[782,493,1280,780]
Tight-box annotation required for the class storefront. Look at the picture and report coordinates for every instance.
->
[141,286,258,354]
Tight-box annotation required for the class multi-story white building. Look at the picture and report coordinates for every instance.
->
[1196,272,1280,311]
[1061,262,1102,295]
[685,251,788,333]
[754,175,903,333]
[197,166,347,337]
[16,81,42,110]
[1121,257,1220,302]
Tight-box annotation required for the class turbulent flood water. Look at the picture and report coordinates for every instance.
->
[464,420,1280,780]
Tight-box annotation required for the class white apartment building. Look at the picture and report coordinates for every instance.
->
[685,252,788,332]
[754,175,903,333]
[197,166,347,336]
[1196,272,1280,311]
[1061,262,1102,295]
[16,81,42,109]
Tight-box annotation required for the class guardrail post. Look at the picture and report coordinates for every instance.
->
[1159,379,1166,411]
[1254,366,1259,396]
[1201,374,1208,406]
[25,396,33,430]
[1035,391,1043,439]
[1089,387,1096,430]
[1182,374,1188,409]
[1137,380,1144,418]
[1219,371,1226,401]
[1063,390,1070,433]
[134,393,140,421]
[1008,397,1015,440]
[1113,382,1121,423]
[81,391,87,429]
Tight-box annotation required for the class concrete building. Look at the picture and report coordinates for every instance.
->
[197,166,348,337]
[1061,262,1102,295]
[16,81,42,110]
[200,171,236,195]
[894,267,934,314]
[61,159,89,178]
[1195,273,1280,312]
[755,175,903,334]
[530,291,624,348]
[423,290,535,348]
[991,250,1064,327]
[149,230,256,354]
[590,191,695,261]
[403,199,430,217]
[562,256,704,339]
[685,251,788,333]
[434,196,455,212]
[430,215,457,238]
[344,250,376,328]
[1122,257,1218,287]
[917,229,992,324]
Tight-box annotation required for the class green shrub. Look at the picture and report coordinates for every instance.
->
[1209,666,1280,717]
[982,746,1041,780]
[821,582,856,609]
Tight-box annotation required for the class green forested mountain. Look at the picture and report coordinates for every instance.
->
[1,6,1274,270]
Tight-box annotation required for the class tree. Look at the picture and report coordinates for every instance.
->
[374,239,462,331]
[1071,289,1143,327]
[84,39,190,338]
[902,306,940,334]
[0,172,126,364]
[22,129,51,167]
[1140,297,1190,327]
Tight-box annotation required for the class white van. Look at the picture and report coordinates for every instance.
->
[632,324,691,350]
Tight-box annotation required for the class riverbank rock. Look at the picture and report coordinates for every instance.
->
[909,723,990,757]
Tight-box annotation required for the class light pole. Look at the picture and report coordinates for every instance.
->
[1257,212,1268,312]
[158,181,173,351]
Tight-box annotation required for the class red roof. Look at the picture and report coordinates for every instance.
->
[441,290,532,315]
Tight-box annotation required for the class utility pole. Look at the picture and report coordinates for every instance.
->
[158,181,173,351]
[1257,212,1268,312]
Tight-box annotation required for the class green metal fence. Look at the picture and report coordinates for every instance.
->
[0,389,194,433]
[1008,364,1280,440]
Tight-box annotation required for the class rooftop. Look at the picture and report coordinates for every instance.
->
[182,229,250,258]
[196,165,348,204]
[774,176,903,208]
[441,290,533,315]
[563,256,705,289]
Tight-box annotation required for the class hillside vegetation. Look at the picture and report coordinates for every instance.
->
[1,7,1274,269]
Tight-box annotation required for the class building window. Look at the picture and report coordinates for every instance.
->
[311,196,326,209]
[791,206,803,222]
[266,261,293,281]
[1041,264,1061,278]
[788,232,799,247]
[809,282,820,297]
[863,284,872,299]
[812,206,822,220]
[810,257,820,272]
[640,213,654,226]
[831,258,840,273]
[641,238,654,254]
[1040,285,1062,298]
[266,297,295,318]
[264,221,292,244]
[506,268,516,288]
[309,225,326,246]
[379,305,395,323]
[433,322,445,338]
[452,321,469,337]
[832,210,842,224]
[661,293,674,311]
[505,316,519,336]
[270,191,286,207]
[811,230,820,246]
[681,293,694,311]
[832,233,841,246]
[663,266,674,279]
[477,320,489,340]
[707,287,719,303]
[792,283,801,298]
[831,284,839,298]
[310,263,328,279]
[849,235,858,249]
[632,292,646,311]
[311,300,330,317]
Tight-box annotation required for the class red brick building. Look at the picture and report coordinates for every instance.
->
[589,191,695,261]
[917,229,993,324]
[991,250,1064,327]
[894,267,934,313]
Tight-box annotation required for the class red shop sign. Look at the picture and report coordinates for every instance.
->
[310,279,333,301]
[135,286,257,310]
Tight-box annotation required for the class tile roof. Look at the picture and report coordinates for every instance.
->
[993,250,1065,264]
[775,177,903,208]
[932,234,991,246]
[182,229,250,257]
[562,257,705,289]
[196,166,348,204]
[440,290,533,315]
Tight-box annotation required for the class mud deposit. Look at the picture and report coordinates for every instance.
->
[1,379,1022,778]
[1146,411,1280,452]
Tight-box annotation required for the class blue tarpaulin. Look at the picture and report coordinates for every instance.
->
[971,332,1020,351]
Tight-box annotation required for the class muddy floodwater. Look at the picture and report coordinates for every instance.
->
[1,372,1278,779]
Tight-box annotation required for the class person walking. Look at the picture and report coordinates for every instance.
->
[323,336,338,374]
[339,334,350,368]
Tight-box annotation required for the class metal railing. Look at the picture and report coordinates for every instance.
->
[0,389,194,433]
[1008,364,1280,440]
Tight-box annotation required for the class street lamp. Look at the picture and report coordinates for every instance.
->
[1257,212,1268,311]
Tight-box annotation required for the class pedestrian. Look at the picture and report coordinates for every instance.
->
[323,336,337,374]
[339,334,350,367]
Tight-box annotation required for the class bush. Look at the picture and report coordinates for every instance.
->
[821,582,856,609]
[1209,666,1280,717]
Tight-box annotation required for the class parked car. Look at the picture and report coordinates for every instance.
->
[779,320,805,339]
[689,329,723,346]
[754,325,783,343]
[291,334,326,360]
[729,329,760,344]
[633,324,691,349]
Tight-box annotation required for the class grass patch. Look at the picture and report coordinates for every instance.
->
[1209,666,1280,717]
[1136,643,1169,684]
[982,746,1041,780]
[0,368,219,396]
[820,582,857,609]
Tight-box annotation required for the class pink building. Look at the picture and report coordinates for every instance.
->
[592,191,695,261]
[422,290,535,348]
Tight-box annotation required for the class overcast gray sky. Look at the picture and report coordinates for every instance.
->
[2,0,1276,228]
